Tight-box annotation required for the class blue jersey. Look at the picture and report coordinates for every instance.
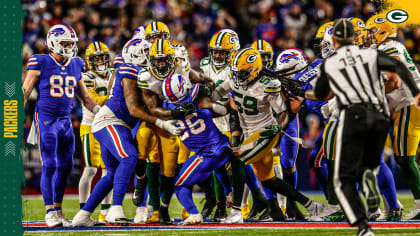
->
[294,58,328,122]
[113,53,124,69]
[27,54,85,118]
[163,84,229,156]
[106,63,141,128]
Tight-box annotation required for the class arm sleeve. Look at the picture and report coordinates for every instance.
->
[268,93,287,114]
[27,55,41,70]
[314,62,331,100]
[88,89,108,106]
[377,50,420,96]
[212,79,232,101]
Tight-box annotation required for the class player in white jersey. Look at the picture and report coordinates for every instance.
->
[137,38,210,224]
[212,48,325,223]
[366,14,420,220]
[78,41,114,223]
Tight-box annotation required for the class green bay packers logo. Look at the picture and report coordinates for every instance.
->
[357,21,365,28]
[374,17,386,24]
[247,54,257,63]
[229,36,236,44]
[386,9,408,23]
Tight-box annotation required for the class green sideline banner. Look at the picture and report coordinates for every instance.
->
[0,0,24,235]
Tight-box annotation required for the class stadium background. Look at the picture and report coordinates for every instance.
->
[21,0,420,194]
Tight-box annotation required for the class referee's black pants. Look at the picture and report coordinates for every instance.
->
[333,104,390,226]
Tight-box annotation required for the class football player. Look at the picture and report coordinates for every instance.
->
[366,15,420,220]
[212,48,326,223]
[162,74,233,225]
[23,24,100,227]
[113,25,146,69]
[251,39,274,69]
[78,41,114,223]
[72,38,182,226]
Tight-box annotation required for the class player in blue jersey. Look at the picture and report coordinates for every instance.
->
[72,38,187,227]
[23,24,101,227]
[113,25,146,69]
[161,74,233,225]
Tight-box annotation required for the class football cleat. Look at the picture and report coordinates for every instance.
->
[182,214,203,225]
[402,207,420,220]
[45,211,62,227]
[246,198,267,220]
[72,210,98,227]
[56,210,72,227]
[367,208,381,221]
[213,203,228,222]
[134,206,149,223]
[105,205,131,226]
[362,169,381,212]
[221,208,244,224]
[287,199,307,220]
[266,198,287,221]
[357,226,375,236]
[320,204,344,222]
[146,210,160,224]
[159,206,172,225]
[132,177,148,206]
[257,208,272,222]
[306,200,326,221]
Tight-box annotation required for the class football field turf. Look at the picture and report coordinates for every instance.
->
[22,192,420,235]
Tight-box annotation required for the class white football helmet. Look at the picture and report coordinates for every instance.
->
[132,25,146,40]
[122,38,152,67]
[218,29,240,51]
[320,25,335,59]
[46,24,78,59]
[275,48,308,79]
[162,73,189,104]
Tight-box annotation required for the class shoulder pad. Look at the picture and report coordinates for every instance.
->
[264,79,282,94]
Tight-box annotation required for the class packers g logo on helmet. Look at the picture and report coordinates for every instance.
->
[251,39,274,69]
[208,31,236,68]
[150,39,175,79]
[85,41,111,73]
[145,21,170,42]
[386,9,408,23]
[349,17,367,47]
[231,48,262,90]
[366,14,397,46]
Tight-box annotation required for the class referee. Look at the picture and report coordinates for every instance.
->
[310,19,420,236]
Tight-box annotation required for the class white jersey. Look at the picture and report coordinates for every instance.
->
[214,76,287,139]
[137,59,191,100]
[81,69,113,126]
[200,56,231,132]
[379,40,420,111]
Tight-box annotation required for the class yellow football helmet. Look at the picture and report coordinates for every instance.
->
[149,39,175,78]
[145,21,170,43]
[208,31,236,68]
[365,14,397,46]
[85,41,111,73]
[348,17,366,47]
[251,39,273,69]
[314,21,335,56]
[231,48,262,90]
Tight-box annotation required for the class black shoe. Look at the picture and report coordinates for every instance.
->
[213,203,228,222]
[159,206,172,225]
[257,208,272,222]
[286,199,306,220]
[357,225,374,236]
[132,177,147,206]
[388,208,402,221]
[201,199,216,219]
[267,198,286,221]
[247,193,267,220]
[323,210,345,222]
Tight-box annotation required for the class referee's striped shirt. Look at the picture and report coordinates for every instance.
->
[315,44,420,110]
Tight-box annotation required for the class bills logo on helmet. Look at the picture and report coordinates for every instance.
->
[247,54,257,63]
[48,28,66,38]
[124,38,142,51]
[280,53,299,63]
[386,9,408,23]
[163,74,186,103]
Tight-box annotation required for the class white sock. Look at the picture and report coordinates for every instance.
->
[241,185,250,207]
[78,167,97,204]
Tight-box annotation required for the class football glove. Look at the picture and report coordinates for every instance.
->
[198,83,213,98]
[171,102,196,119]
[155,119,183,136]
[260,125,282,139]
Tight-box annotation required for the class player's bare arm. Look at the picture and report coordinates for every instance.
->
[189,68,215,87]
[122,78,157,124]
[76,79,99,113]
[197,96,229,117]
[141,88,173,120]
[22,69,40,107]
